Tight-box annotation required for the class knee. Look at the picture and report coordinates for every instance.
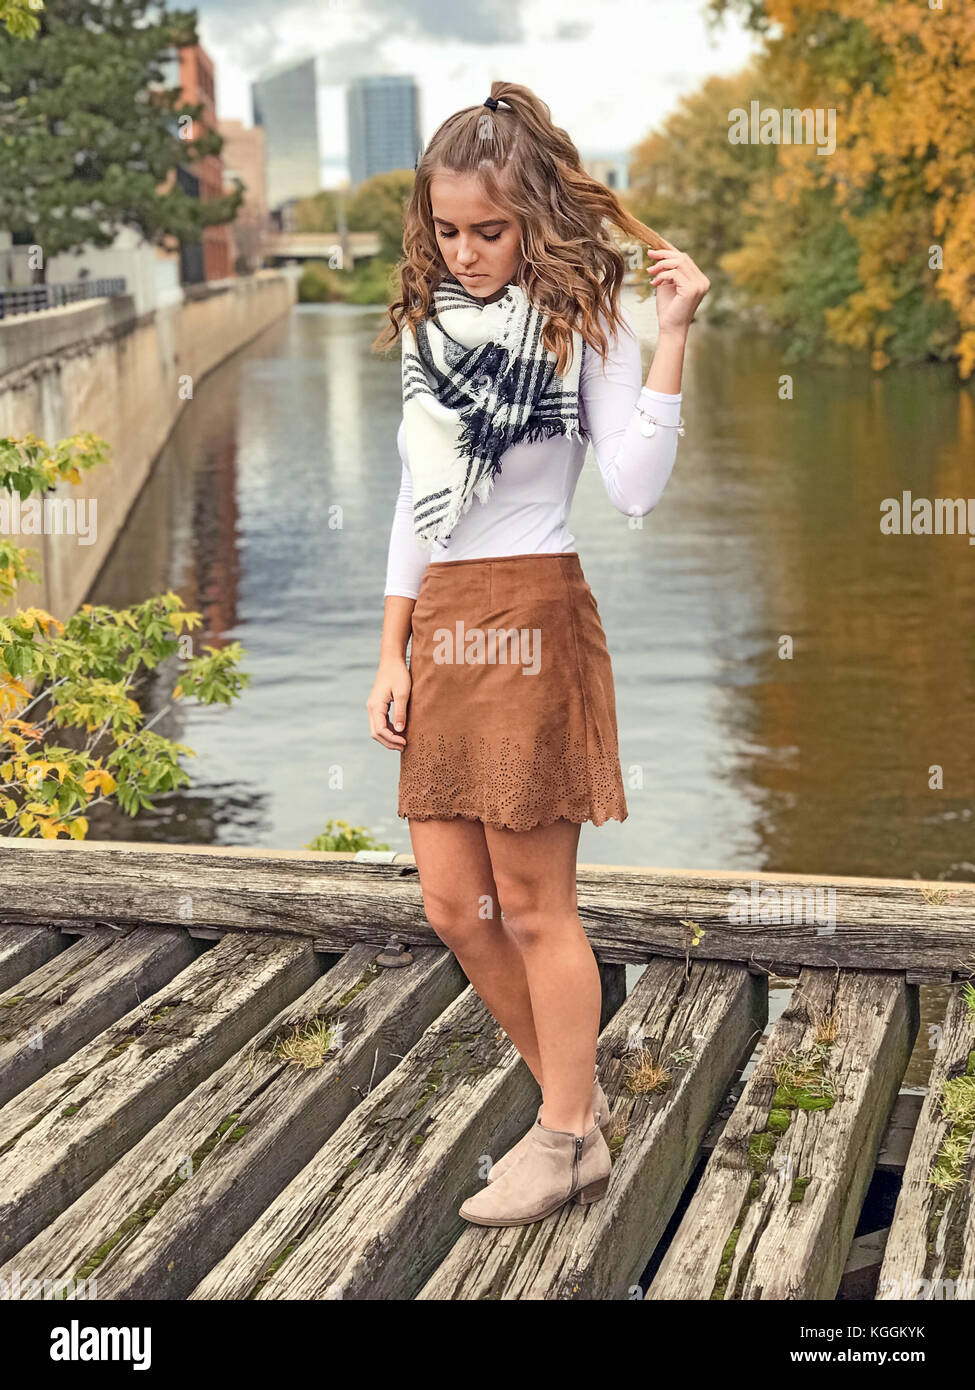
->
[493,880,552,947]
[421,888,497,950]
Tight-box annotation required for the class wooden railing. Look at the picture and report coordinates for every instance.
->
[0,838,971,978]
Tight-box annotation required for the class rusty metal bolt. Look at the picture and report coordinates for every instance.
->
[376,934,413,968]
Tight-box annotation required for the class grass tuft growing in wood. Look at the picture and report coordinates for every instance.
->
[622,1047,672,1095]
[271,1017,343,1069]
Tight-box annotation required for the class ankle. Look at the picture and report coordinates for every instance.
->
[538,1105,596,1136]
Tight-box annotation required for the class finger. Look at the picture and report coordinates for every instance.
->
[376,727,406,750]
[380,692,408,747]
[371,717,405,751]
[390,686,410,732]
[382,707,407,749]
[367,700,405,749]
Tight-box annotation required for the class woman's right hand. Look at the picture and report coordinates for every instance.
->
[367,657,412,750]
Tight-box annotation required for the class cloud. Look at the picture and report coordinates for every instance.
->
[365,0,525,43]
[552,20,592,41]
[200,0,524,46]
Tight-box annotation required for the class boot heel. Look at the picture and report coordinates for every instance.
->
[574,1175,609,1204]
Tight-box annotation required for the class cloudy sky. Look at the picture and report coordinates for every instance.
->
[198,0,759,186]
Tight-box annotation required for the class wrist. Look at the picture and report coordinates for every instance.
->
[656,325,690,342]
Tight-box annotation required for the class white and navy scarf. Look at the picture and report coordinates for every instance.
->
[401,274,584,550]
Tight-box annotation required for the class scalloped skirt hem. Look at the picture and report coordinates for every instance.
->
[397,806,629,833]
[396,552,628,834]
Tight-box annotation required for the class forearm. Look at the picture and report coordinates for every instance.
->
[380,595,415,661]
[645,326,688,394]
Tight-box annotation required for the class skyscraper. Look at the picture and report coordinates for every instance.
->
[252,57,321,208]
[347,76,422,188]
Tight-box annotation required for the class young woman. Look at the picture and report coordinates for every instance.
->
[367,82,709,1227]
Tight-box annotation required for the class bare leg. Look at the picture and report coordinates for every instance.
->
[484,818,598,1137]
[408,816,544,1087]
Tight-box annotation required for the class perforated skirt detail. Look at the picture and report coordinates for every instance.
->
[397,552,628,832]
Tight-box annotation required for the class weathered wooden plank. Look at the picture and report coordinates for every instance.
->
[0,926,197,1108]
[877,983,975,1301]
[701,1088,923,1175]
[647,967,918,1300]
[0,931,320,1262]
[0,840,971,972]
[2,944,467,1299]
[189,987,542,1301]
[0,925,68,992]
[417,959,767,1300]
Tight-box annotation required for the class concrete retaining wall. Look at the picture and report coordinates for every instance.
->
[0,270,297,618]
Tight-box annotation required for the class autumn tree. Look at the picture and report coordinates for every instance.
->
[704,0,975,374]
[346,170,415,262]
[627,69,783,324]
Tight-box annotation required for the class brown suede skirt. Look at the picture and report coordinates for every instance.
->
[397,551,628,832]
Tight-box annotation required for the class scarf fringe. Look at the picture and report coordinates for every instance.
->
[415,415,588,549]
[519,417,587,448]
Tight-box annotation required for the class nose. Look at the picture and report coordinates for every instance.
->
[455,237,478,268]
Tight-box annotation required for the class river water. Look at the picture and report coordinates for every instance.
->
[88,295,975,880]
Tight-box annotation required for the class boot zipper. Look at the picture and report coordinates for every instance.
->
[573,1135,583,1191]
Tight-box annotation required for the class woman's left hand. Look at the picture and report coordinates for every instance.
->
[646,238,710,334]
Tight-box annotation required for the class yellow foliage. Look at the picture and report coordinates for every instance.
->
[710,1,975,374]
[3,717,43,741]
[82,768,116,795]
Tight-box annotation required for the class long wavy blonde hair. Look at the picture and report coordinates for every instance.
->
[373,80,668,377]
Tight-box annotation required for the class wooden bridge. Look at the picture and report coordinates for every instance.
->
[0,840,973,1301]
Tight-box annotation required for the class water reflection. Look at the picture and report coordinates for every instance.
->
[89,299,974,888]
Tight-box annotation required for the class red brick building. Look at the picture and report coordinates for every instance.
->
[218,120,269,273]
[179,45,234,282]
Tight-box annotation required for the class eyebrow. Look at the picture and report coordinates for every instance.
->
[432,216,509,229]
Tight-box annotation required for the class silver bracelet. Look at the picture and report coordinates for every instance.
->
[636,404,686,438]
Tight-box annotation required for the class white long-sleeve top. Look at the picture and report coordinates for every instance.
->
[384,306,683,599]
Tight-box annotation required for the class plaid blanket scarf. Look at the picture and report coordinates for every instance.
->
[400,273,584,550]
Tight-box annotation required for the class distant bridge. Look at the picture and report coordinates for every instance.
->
[263,232,381,268]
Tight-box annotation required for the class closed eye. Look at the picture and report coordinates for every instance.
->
[437,229,503,242]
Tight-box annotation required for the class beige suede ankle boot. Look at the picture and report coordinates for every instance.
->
[460,1118,612,1227]
[488,1075,611,1183]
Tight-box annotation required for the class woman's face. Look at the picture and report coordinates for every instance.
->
[429,170,522,302]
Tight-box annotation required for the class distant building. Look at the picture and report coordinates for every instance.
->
[252,58,322,209]
[347,75,421,188]
[178,45,234,284]
[218,120,270,273]
[583,154,631,193]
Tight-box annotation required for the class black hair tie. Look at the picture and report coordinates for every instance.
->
[483,96,499,110]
